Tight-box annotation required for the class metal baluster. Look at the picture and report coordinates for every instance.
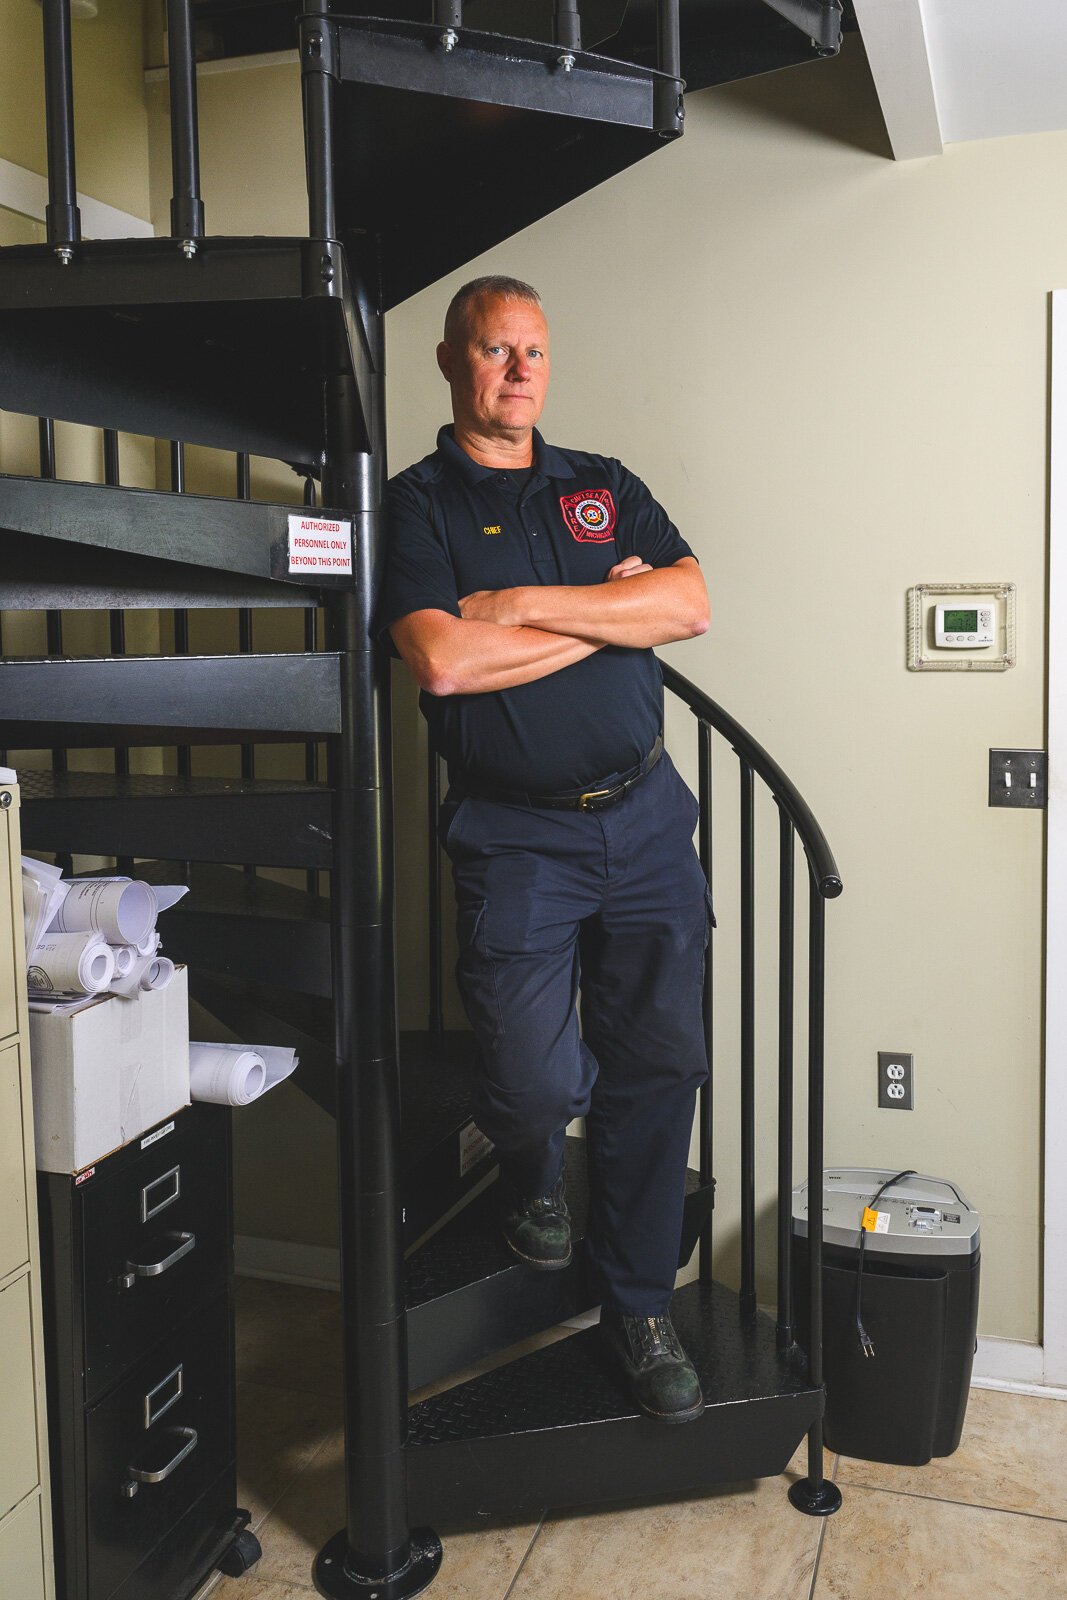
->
[302,474,320,896]
[236,453,255,777]
[657,0,681,78]
[40,0,81,261]
[169,442,192,783]
[434,0,462,49]
[233,453,257,883]
[776,808,795,1349]
[788,876,842,1517]
[166,0,205,252]
[554,0,581,58]
[39,419,73,873]
[427,749,444,1036]
[739,759,756,1316]
[103,430,134,875]
[697,717,714,1281]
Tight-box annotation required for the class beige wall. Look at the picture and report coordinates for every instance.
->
[382,42,1059,1343]
[0,0,151,221]
[4,27,1057,1339]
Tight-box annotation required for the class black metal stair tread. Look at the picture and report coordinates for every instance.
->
[188,972,494,1248]
[138,859,329,920]
[0,236,369,465]
[327,16,682,307]
[234,985,484,1162]
[0,652,341,745]
[403,1133,711,1391]
[0,471,355,588]
[0,531,314,613]
[603,0,844,92]
[410,1280,813,1440]
[17,772,334,869]
[16,770,330,801]
[405,1135,705,1310]
[405,1281,822,1520]
[135,864,330,998]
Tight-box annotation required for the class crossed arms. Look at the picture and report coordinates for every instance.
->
[390,556,709,698]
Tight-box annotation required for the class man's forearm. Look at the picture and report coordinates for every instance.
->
[460,561,709,650]
[391,610,601,696]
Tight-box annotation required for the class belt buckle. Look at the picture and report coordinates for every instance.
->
[578,785,617,812]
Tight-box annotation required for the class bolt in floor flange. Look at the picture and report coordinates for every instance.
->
[314,1529,443,1600]
[788,1478,843,1517]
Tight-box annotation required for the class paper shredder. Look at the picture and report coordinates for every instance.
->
[792,1168,980,1466]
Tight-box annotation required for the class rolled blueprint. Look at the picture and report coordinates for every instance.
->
[50,878,156,948]
[110,942,173,998]
[189,1044,267,1107]
[112,945,137,979]
[27,931,116,996]
[189,1041,299,1108]
[139,956,175,992]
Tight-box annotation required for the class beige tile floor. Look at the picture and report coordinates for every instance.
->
[200,1280,1067,1600]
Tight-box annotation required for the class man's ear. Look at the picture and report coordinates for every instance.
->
[436,341,453,382]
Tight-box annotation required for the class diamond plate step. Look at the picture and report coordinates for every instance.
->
[406,1280,822,1523]
[405,1136,712,1390]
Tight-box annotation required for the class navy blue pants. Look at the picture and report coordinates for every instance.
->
[442,752,711,1316]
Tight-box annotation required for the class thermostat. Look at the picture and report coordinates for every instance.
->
[934,603,995,649]
[907,583,1016,672]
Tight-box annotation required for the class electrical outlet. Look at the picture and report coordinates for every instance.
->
[878,1051,913,1110]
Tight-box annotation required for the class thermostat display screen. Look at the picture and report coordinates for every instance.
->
[943,609,978,631]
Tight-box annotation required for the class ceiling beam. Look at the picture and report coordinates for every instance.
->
[853,0,943,159]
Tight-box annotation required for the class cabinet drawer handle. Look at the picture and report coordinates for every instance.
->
[119,1231,196,1290]
[122,1427,198,1497]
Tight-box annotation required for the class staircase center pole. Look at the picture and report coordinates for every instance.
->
[303,12,441,1597]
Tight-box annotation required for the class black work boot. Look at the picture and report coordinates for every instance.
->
[500,1175,572,1270]
[600,1308,705,1423]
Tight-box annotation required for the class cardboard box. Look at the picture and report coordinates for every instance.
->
[28,966,190,1174]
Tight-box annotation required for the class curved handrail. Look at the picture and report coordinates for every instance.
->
[659,660,843,900]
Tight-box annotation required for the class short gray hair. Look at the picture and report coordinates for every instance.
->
[443,275,542,343]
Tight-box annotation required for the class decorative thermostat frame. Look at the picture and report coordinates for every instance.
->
[907,581,1016,672]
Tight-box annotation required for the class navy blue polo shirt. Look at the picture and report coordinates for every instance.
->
[378,426,695,792]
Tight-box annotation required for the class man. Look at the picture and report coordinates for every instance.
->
[380,275,712,1423]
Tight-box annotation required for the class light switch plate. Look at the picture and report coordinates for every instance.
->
[989,749,1047,808]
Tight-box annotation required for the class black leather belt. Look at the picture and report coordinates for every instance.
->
[456,736,663,813]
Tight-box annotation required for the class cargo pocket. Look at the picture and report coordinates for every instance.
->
[704,882,717,935]
[455,898,503,1041]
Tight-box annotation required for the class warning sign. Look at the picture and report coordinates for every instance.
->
[287,513,353,576]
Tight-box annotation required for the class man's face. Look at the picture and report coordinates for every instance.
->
[437,295,550,443]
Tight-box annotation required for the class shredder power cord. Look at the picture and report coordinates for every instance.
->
[855,1168,917,1357]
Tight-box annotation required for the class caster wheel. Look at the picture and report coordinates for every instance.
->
[218,1529,263,1578]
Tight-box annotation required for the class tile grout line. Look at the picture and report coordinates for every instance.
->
[500,1511,548,1600]
[837,1479,1067,1526]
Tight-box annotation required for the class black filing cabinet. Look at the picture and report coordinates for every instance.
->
[37,1103,253,1600]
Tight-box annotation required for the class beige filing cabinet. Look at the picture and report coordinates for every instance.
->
[0,781,56,1600]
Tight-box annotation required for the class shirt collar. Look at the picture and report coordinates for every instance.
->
[436,425,575,483]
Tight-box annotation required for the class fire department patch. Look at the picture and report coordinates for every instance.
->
[560,488,617,543]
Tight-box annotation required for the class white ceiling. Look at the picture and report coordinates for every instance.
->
[853,0,1067,160]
